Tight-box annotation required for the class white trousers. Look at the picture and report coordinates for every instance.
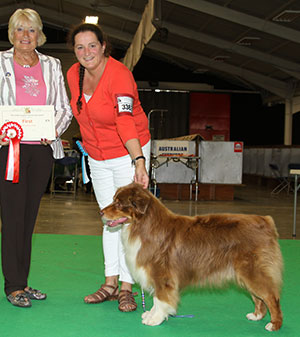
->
[88,141,151,284]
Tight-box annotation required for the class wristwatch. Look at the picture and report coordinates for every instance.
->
[131,155,146,166]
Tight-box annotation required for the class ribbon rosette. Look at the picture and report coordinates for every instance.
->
[0,121,24,183]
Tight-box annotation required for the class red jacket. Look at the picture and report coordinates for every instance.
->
[67,57,150,160]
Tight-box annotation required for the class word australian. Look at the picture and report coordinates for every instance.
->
[158,146,188,152]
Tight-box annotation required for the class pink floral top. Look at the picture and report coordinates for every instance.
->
[14,60,47,144]
[14,61,46,105]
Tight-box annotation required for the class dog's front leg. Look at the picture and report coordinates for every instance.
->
[141,296,161,321]
[142,296,176,326]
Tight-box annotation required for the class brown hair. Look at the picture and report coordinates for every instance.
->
[77,64,85,114]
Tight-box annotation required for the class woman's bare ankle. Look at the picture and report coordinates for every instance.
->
[105,276,118,288]
[120,282,132,292]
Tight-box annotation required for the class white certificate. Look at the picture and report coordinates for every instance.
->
[0,105,56,141]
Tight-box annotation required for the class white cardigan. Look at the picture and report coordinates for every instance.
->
[0,48,73,159]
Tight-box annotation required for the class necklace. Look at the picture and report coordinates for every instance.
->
[14,52,38,68]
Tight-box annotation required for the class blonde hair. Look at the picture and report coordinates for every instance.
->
[8,8,46,46]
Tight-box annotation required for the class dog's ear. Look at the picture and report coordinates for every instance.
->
[129,193,151,214]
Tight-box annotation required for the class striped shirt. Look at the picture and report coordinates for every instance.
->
[0,48,73,158]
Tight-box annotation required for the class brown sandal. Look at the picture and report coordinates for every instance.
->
[84,284,119,304]
[118,290,137,312]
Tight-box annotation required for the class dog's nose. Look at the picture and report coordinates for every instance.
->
[100,211,104,217]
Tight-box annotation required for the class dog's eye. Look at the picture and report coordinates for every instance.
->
[131,201,137,208]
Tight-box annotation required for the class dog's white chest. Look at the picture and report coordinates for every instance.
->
[121,226,152,292]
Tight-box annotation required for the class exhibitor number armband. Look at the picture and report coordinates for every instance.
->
[116,94,133,116]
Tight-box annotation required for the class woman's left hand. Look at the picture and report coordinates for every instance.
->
[0,133,9,146]
[40,130,57,145]
[40,138,53,146]
[134,161,149,189]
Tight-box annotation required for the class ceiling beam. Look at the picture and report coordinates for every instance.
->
[93,26,290,98]
[68,0,300,80]
[70,0,142,22]
[147,40,289,98]
[0,1,290,97]
[162,21,300,80]
[0,3,81,27]
[166,0,300,44]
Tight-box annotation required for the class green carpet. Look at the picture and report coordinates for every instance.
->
[0,235,299,337]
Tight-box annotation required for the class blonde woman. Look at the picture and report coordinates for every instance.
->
[0,8,72,307]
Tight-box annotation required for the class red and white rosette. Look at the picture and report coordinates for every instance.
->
[0,121,24,183]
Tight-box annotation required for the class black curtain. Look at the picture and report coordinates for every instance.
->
[138,90,190,140]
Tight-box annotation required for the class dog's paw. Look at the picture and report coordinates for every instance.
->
[246,312,263,321]
[265,323,274,331]
[142,311,151,320]
[265,322,282,331]
[142,312,166,326]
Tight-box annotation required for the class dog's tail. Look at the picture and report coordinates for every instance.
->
[265,215,280,238]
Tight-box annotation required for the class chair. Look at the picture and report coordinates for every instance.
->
[269,163,291,195]
[50,153,79,197]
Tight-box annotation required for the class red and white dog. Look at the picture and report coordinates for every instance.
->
[101,183,283,331]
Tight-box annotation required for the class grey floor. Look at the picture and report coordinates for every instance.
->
[36,182,300,240]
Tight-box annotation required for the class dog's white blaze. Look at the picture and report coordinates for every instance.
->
[121,226,152,292]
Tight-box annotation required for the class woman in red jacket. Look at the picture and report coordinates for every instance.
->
[67,23,151,312]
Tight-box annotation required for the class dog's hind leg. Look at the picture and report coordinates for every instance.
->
[259,292,282,331]
[246,295,267,321]
[238,274,282,331]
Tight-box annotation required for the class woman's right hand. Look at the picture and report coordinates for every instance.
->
[0,133,9,146]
